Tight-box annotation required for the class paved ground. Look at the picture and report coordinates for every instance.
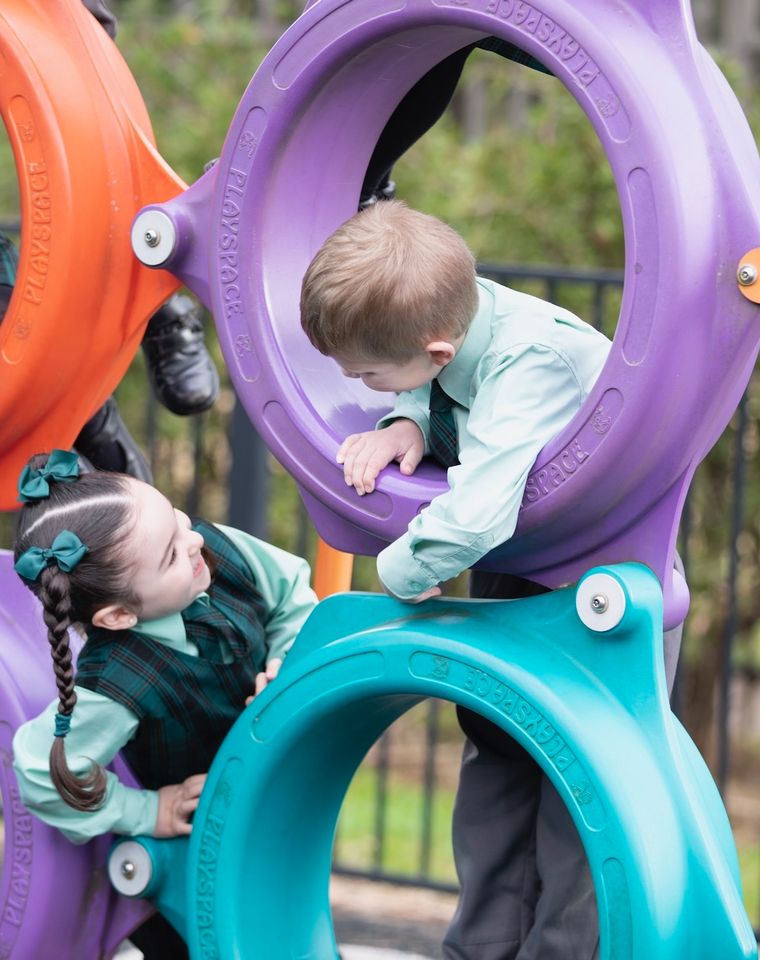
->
[116,875,453,958]
[332,875,453,958]
[118,946,432,959]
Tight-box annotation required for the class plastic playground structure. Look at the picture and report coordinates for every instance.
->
[0,0,759,956]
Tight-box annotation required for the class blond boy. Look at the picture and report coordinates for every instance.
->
[301,200,611,601]
[301,200,617,960]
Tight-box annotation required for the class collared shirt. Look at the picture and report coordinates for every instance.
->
[376,278,611,599]
[13,524,317,843]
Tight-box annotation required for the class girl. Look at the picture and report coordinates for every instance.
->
[12,449,317,958]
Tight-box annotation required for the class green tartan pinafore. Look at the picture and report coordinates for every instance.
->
[75,521,268,790]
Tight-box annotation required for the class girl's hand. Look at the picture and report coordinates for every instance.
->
[245,658,283,706]
[337,419,424,495]
[154,774,206,837]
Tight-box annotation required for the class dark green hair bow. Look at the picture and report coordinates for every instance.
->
[17,449,80,503]
[14,530,89,582]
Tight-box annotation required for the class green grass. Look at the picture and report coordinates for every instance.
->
[335,765,457,885]
[739,842,760,928]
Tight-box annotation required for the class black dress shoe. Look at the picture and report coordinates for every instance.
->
[142,293,220,416]
[74,396,153,483]
[359,175,396,211]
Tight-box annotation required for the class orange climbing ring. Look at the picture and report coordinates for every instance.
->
[0,0,186,508]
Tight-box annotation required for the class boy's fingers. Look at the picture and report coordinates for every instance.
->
[337,434,361,464]
[338,431,375,460]
[398,446,423,475]
[412,586,442,602]
[342,449,358,486]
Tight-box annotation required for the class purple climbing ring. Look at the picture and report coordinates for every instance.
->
[146,0,760,623]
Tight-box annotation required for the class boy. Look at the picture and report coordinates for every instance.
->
[301,200,611,601]
[301,200,614,959]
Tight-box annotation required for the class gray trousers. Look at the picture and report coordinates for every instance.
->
[443,569,683,960]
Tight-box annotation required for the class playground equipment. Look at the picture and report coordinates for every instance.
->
[0,551,151,958]
[0,0,183,502]
[131,0,760,630]
[0,0,758,955]
[107,565,756,958]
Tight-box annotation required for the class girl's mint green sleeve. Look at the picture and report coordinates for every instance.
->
[12,693,158,844]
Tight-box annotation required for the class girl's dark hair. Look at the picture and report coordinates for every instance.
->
[14,454,139,812]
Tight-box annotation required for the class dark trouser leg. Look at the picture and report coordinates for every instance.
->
[444,572,596,960]
[81,0,117,38]
[360,38,550,204]
[128,911,189,960]
[445,567,683,960]
[360,45,476,202]
[517,777,599,960]
[443,706,542,960]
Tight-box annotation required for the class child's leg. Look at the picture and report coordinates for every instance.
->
[516,573,683,960]
[517,778,599,960]
[444,568,683,960]
[443,706,543,960]
[445,571,599,960]
[128,911,190,960]
[360,45,476,203]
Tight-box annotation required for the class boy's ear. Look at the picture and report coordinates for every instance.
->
[91,604,138,632]
[425,340,457,367]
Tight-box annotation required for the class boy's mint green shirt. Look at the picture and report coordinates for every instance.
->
[13,524,317,844]
[376,278,611,599]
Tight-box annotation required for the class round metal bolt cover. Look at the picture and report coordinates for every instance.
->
[131,209,176,267]
[590,594,609,614]
[107,839,153,897]
[576,573,626,632]
[737,263,757,286]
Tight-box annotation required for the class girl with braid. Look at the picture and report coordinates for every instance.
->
[11,450,317,958]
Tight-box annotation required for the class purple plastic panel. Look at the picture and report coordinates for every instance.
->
[0,552,150,959]
[152,0,760,623]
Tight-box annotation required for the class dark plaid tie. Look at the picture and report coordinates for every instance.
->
[428,378,460,468]
[182,598,244,663]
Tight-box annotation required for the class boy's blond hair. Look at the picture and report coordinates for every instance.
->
[300,201,478,362]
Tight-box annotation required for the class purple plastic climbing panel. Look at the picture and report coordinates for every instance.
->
[0,552,151,958]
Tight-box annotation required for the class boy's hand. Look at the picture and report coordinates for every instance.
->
[245,658,283,706]
[337,419,424,495]
[382,582,442,603]
[154,773,206,837]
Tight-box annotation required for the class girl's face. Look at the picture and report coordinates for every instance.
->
[122,479,211,622]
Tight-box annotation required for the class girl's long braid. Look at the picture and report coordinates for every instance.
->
[38,565,107,810]
[15,457,138,811]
